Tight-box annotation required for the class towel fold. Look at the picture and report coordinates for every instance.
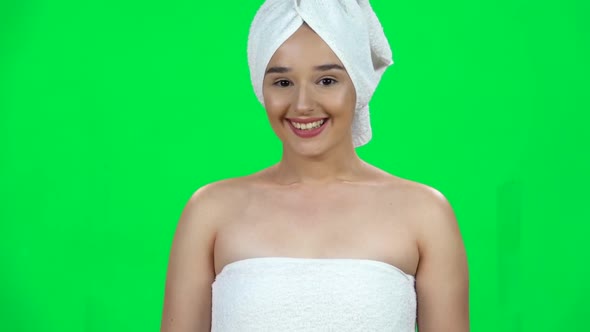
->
[211,257,417,331]
[247,0,393,147]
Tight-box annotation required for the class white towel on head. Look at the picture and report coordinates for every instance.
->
[247,0,393,147]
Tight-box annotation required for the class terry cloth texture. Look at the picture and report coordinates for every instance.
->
[211,257,417,331]
[247,0,393,147]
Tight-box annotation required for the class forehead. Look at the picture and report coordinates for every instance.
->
[267,24,344,67]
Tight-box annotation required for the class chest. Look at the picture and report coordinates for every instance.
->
[213,186,419,276]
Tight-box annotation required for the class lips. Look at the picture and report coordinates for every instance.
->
[286,117,329,138]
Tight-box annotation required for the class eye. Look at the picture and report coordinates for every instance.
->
[273,79,292,87]
[319,78,337,86]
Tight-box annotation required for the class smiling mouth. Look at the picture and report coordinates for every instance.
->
[288,118,327,130]
[286,117,330,138]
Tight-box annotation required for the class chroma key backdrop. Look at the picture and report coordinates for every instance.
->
[1,1,588,331]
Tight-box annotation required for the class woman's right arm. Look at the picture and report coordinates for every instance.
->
[161,186,218,332]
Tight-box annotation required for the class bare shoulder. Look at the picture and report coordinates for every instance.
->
[184,175,259,219]
[365,166,469,330]
[376,177,469,331]
[367,165,455,221]
[382,175,464,262]
[189,177,250,206]
[395,180,463,258]
[160,176,257,332]
[369,167,457,236]
[395,179,455,230]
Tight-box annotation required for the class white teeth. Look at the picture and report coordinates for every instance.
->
[291,119,326,130]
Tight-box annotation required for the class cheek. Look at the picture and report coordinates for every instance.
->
[263,93,290,118]
[323,87,356,116]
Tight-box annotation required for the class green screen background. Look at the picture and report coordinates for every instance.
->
[1,1,588,331]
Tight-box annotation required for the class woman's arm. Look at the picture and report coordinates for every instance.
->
[161,186,218,332]
[415,187,470,331]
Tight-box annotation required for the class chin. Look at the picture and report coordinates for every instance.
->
[286,139,333,158]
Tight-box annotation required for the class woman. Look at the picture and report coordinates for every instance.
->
[161,1,469,331]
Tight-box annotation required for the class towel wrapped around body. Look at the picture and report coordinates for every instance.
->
[211,257,417,331]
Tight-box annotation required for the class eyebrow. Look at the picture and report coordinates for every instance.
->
[314,64,346,72]
[265,63,346,75]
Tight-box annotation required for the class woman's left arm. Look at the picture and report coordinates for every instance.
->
[414,187,470,331]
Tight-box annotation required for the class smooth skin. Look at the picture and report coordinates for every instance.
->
[161,23,469,332]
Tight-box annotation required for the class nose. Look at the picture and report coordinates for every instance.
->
[293,84,314,115]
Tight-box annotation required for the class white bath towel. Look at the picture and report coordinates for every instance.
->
[247,0,393,147]
[211,257,416,331]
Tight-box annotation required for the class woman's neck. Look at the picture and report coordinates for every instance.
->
[271,144,367,185]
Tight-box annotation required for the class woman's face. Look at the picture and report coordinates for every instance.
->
[262,24,357,157]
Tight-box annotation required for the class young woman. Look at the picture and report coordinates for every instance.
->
[161,1,469,331]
